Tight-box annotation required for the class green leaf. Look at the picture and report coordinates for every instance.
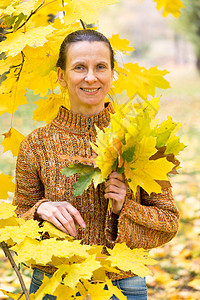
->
[73,170,96,196]
[165,135,186,155]
[122,146,136,163]
[152,117,177,148]
[13,13,26,31]
[61,163,94,177]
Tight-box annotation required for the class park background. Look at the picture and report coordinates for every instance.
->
[0,0,200,299]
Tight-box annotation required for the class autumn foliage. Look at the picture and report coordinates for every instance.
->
[0,0,185,299]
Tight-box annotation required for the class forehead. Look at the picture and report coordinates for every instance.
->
[66,41,111,65]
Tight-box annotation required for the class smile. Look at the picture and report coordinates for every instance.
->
[81,88,100,92]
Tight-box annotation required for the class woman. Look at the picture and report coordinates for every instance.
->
[13,29,179,300]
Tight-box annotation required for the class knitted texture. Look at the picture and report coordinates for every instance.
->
[13,103,179,280]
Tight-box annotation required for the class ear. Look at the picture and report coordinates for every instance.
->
[57,67,67,88]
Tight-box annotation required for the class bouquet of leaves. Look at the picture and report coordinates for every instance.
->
[62,97,185,197]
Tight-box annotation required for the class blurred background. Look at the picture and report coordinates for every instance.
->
[0,0,200,299]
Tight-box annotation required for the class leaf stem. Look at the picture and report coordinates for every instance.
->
[0,241,30,300]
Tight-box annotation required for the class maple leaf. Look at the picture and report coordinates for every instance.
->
[0,70,28,116]
[106,279,127,300]
[33,275,60,300]
[0,290,29,300]
[1,127,25,157]
[0,174,15,199]
[113,63,170,99]
[124,136,174,195]
[0,217,20,228]
[0,25,55,57]
[0,202,17,219]
[76,279,113,299]
[62,163,103,195]
[109,33,134,54]
[53,284,76,299]
[53,255,101,289]
[41,221,71,239]
[107,243,156,277]
[0,53,22,75]
[62,0,119,25]
[14,0,38,16]
[153,0,185,18]
[0,219,41,244]
[33,93,68,124]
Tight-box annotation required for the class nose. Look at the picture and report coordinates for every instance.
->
[85,69,97,83]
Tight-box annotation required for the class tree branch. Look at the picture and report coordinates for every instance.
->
[0,241,30,300]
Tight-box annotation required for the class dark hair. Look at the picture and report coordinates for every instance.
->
[56,29,115,70]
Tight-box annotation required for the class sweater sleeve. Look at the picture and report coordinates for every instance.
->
[12,139,46,221]
[105,185,179,249]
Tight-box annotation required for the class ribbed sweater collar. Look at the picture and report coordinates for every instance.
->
[52,102,115,135]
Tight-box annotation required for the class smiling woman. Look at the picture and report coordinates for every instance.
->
[13,29,179,300]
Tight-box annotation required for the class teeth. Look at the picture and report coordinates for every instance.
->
[82,88,99,92]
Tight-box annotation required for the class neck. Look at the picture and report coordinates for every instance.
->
[70,103,105,117]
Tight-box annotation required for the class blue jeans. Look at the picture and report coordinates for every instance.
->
[30,268,147,300]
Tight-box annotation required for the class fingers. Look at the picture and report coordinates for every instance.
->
[36,201,86,237]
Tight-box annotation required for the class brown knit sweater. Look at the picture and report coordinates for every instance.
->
[13,103,179,280]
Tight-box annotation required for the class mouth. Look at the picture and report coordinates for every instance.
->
[80,88,101,93]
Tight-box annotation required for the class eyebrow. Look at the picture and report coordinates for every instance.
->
[71,60,109,67]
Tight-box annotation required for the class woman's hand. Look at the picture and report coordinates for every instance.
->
[104,171,127,215]
[36,201,86,237]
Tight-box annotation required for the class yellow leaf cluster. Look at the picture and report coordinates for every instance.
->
[0,202,156,298]
[91,97,184,195]
[153,0,185,18]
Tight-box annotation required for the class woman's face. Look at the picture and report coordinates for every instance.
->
[57,41,114,116]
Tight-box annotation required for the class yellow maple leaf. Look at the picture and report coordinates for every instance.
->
[53,284,76,299]
[0,219,41,244]
[0,290,28,300]
[0,53,22,75]
[26,70,58,97]
[0,202,16,219]
[124,136,174,194]
[11,237,42,265]
[23,44,58,77]
[0,25,55,57]
[53,255,101,289]
[33,93,69,124]
[106,279,127,300]
[107,243,156,277]
[33,275,60,300]
[0,174,15,200]
[62,0,119,25]
[154,0,185,18]
[109,33,134,54]
[0,217,19,228]
[1,127,25,157]
[91,128,118,180]
[76,279,113,299]
[14,0,38,16]
[113,63,170,99]
[41,221,71,239]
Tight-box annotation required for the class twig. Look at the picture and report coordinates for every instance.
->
[0,241,30,300]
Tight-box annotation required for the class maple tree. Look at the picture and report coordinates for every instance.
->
[0,0,185,299]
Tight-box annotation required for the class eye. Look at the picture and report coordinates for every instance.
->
[74,65,85,71]
[97,64,106,70]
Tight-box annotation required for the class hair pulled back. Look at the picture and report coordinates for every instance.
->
[56,29,115,70]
